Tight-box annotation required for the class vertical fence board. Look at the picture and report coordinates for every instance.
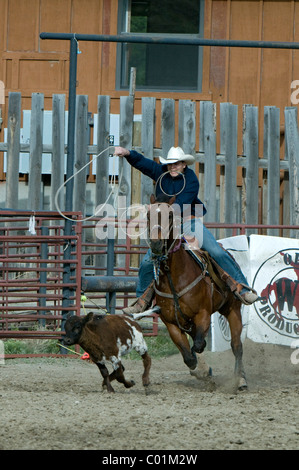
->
[161,99,175,158]
[5,92,21,210]
[285,106,299,238]
[262,109,269,228]
[95,95,110,207]
[178,100,196,171]
[198,101,206,204]
[243,105,259,232]
[265,106,280,235]
[73,95,88,215]
[141,97,156,204]
[202,101,217,224]
[119,95,134,207]
[28,93,44,211]
[221,102,238,237]
[51,94,65,212]
[95,95,110,270]
[219,103,226,234]
[283,107,291,234]
[118,96,134,268]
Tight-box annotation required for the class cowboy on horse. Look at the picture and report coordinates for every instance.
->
[114,146,258,314]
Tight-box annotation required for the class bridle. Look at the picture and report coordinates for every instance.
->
[148,203,182,279]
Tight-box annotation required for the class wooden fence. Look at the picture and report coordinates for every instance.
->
[1,92,299,238]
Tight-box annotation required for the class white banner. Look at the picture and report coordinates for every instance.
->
[210,234,299,351]
[247,235,299,346]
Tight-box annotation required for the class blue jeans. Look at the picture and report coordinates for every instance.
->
[136,218,249,297]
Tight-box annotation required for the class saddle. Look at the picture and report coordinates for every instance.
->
[183,242,245,297]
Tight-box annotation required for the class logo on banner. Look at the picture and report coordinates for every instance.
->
[253,249,299,339]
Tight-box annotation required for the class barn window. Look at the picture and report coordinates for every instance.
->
[117,0,204,92]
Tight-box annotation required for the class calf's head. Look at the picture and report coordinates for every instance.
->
[63,313,93,345]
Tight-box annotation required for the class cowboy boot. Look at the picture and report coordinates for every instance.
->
[123,281,155,315]
[236,288,259,305]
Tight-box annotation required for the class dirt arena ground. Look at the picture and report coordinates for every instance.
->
[1,338,298,451]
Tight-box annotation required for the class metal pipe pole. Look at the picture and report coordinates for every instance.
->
[65,36,78,211]
[61,37,78,347]
[40,32,299,50]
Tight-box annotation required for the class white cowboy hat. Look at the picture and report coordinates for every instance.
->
[159,146,195,166]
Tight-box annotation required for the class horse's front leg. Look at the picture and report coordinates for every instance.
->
[189,311,212,378]
[191,310,211,355]
[225,304,248,391]
[166,322,197,370]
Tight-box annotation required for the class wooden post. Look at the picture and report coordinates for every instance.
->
[119,95,133,207]
[202,101,217,226]
[94,95,110,271]
[95,95,110,208]
[265,106,280,236]
[118,95,134,269]
[51,94,65,212]
[198,101,205,206]
[243,104,259,233]
[285,106,299,238]
[178,100,196,171]
[28,93,44,211]
[73,95,88,216]
[221,102,238,237]
[161,98,175,158]
[5,92,21,210]
[141,97,156,204]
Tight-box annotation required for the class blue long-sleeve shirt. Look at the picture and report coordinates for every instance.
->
[126,150,206,216]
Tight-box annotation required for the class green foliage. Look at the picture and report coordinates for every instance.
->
[3,339,60,355]
[145,331,179,357]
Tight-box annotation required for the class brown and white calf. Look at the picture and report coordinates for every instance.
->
[63,312,151,393]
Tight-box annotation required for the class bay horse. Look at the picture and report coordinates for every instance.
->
[137,194,247,391]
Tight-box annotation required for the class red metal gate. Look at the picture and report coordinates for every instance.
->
[0,210,82,342]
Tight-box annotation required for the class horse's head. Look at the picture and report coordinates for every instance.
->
[147,194,181,257]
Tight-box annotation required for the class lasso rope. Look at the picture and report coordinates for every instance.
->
[155,170,186,197]
[57,342,82,356]
[54,145,120,222]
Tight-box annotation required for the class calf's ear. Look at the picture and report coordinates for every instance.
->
[83,312,94,324]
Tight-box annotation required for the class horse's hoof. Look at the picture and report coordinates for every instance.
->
[237,377,248,391]
[190,366,212,379]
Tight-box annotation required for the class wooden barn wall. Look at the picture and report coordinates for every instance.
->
[1,0,299,179]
